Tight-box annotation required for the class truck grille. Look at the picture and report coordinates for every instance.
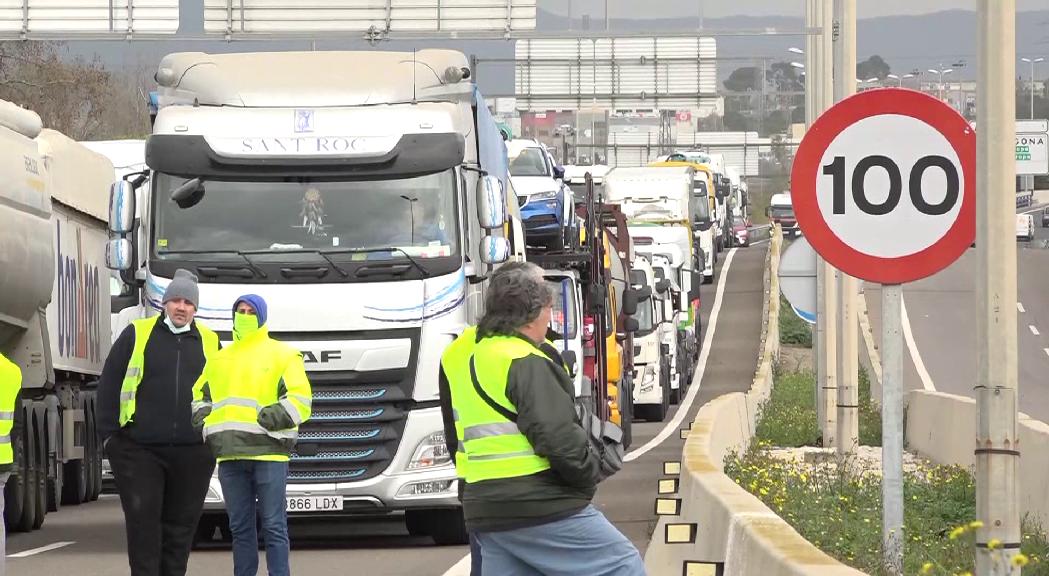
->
[268,328,420,485]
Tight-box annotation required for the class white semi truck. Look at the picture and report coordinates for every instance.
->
[0,100,112,532]
[603,166,702,405]
[104,50,517,545]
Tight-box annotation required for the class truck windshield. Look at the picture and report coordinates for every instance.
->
[632,299,654,334]
[547,278,578,339]
[152,171,459,260]
[770,205,795,220]
[508,148,550,177]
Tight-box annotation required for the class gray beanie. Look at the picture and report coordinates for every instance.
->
[163,269,199,308]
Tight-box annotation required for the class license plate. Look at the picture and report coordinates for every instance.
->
[286,496,343,513]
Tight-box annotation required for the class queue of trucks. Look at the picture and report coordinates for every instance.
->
[1,49,725,543]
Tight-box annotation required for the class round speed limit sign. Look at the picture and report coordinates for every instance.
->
[791,88,975,284]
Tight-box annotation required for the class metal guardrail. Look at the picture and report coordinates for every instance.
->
[747,224,773,243]
[1017,191,1035,209]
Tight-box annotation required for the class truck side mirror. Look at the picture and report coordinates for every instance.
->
[561,350,578,377]
[621,288,640,316]
[109,180,136,235]
[478,175,508,229]
[636,286,652,302]
[623,317,640,333]
[689,271,703,300]
[480,236,510,264]
[553,165,565,180]
[656,280,671,294]
[106,238,133,271]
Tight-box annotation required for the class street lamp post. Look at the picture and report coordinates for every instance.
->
[1021,57,1045,119]
[928,66,953,100]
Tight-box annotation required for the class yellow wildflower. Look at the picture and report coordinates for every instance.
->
[987,538,1002,550]
[948,526,966,540]
[968,520,984,529]
[1012,554,1030,567]
[920,562,934,574]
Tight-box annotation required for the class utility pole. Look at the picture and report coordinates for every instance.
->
[1022,57,1045,119]
[815,0,838,449]
[976,1,1022,573]
[833,0,859,455]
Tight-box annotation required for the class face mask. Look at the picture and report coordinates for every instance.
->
[164,316,191,334]
[233,312,260,339]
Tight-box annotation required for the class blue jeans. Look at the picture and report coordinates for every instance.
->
[474,505,645,576]
[218,460,290,576]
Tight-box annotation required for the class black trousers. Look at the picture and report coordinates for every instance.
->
[107,432,216,576]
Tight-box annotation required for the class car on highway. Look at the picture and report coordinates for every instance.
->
[507,138,576,250]
[1041,206,1049,228]
[1017,213,1035,242]
[731,215,751,247]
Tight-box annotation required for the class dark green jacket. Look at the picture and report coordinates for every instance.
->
[439,334,601,532]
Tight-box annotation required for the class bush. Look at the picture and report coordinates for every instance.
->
[779,295,813,348]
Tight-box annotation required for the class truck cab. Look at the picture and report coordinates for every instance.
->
[768,192,799,237]
[103,50,517,546]
[628,256,668,422]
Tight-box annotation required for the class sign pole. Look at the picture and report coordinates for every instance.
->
[881,283,904,575]
[817,0,838,449]
[975,1,1021,572]
[833,0,859,455]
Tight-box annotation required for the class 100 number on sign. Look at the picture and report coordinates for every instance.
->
[286,496,343,513]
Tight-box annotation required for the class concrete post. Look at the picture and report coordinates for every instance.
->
[833,0,859,455]
[816,0,838,449]
[975,1,1022,573]
[882,285,904,574]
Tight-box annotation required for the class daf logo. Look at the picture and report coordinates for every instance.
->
[302,350,342,364]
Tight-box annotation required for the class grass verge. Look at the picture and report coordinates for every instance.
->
[756,368,881,447]
[779,295,813,348]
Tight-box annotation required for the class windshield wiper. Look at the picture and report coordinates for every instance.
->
[160,250,269,279]
[241,248,350,278]
[334,247,431,279]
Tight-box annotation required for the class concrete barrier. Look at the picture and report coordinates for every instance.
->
[906,390,1049,530]
[644,227,865,575]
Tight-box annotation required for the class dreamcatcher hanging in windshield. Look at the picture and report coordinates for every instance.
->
[297,187,329,237]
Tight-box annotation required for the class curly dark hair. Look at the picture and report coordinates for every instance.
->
[477,261,553,339]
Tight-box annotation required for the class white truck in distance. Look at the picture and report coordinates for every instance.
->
[628,256,671,422]
[603,166,702,405]
[104,50,517,545]
[0,100,112,532]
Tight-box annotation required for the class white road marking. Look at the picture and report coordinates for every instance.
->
[1044,348,1049,359]
[439,248,741,576]
[1031,325,1041,336]
[440,550,474,576]
[1021,204,1047,215]
[901,296,936,392]
[7,541,75,558]
[624,248,738,463]
[1018,302,1027,313]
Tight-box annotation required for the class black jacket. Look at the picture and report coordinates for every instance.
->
[439,334,601,532]
[97,316,212,446]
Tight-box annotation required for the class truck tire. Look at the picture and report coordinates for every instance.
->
[4,417,27,528]
[86,402,101,501]
[404,509,430,537]
[193,514,221,547]
[426,508,469,546]
[47,410,62,512]
[32,418,46,529]
[15,417,39,532]
[62,453,87,505]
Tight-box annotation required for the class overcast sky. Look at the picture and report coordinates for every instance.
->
[556,0,1047,19]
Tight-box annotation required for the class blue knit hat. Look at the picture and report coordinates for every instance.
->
[233,294,268,326]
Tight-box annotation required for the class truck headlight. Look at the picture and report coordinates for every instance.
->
[407,431,452,471]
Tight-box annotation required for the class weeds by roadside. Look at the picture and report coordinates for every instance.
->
[779,295,813,348]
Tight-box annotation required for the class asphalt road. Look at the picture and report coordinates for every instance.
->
[864,203,1049,423]
[6,245,769,576]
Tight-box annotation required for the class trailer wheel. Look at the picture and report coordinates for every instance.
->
[4,413,27,528]
[62,403,87,505]
[46,409,62,513]
[86,401,101,501]
[32,417,47,529]
[15,416,39,532]
[404,509,430,537]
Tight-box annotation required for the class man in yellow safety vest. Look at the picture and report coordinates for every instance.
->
[192,294,311,576]
[439,261,644,575]
[0,351,21,570]
[96,269,220,576]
